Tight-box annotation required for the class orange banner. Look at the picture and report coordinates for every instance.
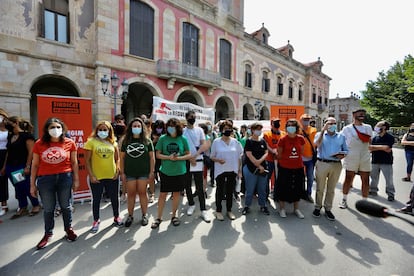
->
[270,105,305,131]
[37,95,92,201]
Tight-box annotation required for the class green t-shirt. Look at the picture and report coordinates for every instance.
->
[84,138,118,180]
[155,134,189,176]
[121,138,154,177]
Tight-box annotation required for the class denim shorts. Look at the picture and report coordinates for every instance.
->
[126,175,149,181]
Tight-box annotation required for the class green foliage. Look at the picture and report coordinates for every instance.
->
[361,55,414,126]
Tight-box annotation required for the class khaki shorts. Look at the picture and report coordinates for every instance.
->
[343,150,371,172]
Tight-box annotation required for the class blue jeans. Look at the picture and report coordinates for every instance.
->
[303,159,315,196]
[89,178,120,221]
[6,164,40,209]
[37,173,73,234]
[243,165,267,207]
[405,150,414,175]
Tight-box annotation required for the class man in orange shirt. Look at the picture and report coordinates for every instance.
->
[263,118,285,200]
[300,114,317,203]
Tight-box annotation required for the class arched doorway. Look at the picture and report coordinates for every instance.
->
[30,75,79,137]
[124,83,154,121]
[243,104,254,120]
[176,90,203,106]
[215,96,235,122]
[261,106,270,120]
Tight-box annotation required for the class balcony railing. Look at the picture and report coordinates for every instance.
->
[156,59,221,88]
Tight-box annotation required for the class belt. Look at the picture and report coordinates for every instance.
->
[317,158,341,163]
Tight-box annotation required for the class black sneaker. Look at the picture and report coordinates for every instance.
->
[141,214,149,226]
[312,209,321,218]
[369,191,378,196]
[242,207,249,215]
[125,216,133,227]
[260,206,270,215]
[325,210,336,221]
[387,195,395,202]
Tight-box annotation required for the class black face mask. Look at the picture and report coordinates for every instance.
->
[273,121,280,128]
[187,118,196,125]
[409,128,414,133]
[5,124,14,132]
[223,129,233,137]
[113,124,126,136]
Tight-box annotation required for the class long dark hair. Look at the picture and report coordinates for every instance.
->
[122,117,151,147]
[41,117,67,144]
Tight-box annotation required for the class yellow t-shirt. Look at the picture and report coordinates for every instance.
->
[84,138,118,180]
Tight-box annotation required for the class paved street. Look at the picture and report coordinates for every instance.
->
[0,148,413,276]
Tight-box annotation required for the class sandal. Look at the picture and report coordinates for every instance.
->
[11,208,28,219]
[171,216,180,226]
[151,218,162,229]
[29,205,41,216]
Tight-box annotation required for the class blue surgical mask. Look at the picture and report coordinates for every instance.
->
[246,129,252,136]
[132,127,142,135]
[254,130,262,136]
[167,126,176,135]
[97,131,109,139]
[286,126,296,134]
[374,127,382,134]
[328,125,337,133]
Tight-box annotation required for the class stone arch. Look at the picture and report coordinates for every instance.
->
[214,96,235,122]
[243,103,255,120]
[175,86,205,107]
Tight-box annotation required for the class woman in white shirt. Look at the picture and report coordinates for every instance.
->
[210,120,243,221]
[0,109,9,216]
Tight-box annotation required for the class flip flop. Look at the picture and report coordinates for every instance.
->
[171,216,180,226]
[29,206,41,217]
[151,218,162,229]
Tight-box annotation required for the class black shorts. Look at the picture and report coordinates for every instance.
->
[159,172,185,193]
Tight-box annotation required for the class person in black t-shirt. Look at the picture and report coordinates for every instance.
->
[401,122,414,182]
[369,121,395,201]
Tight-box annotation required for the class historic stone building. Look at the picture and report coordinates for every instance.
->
[0,0,330,130]
[328,92,362,130]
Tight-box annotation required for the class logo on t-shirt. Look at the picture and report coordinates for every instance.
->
[41,147,67,164]
[126,143,145,158]
[96,146,112,159]
[166,142,180,155]
[289,146,299,159]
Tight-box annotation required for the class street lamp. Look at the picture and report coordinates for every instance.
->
[254,100,263,120]
[100,72,129,116]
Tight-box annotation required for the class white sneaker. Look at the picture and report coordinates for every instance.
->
[339,199,348,209]
[215,212,224,221]
[0,209,5,216]
[294,209,305,219]
[279,209,287,218]
[187,205,196,216]
[201,210,211,223]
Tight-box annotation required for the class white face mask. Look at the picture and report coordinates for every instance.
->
[97,131,109,139]
[254,130,262,136]
[49,128,63,138]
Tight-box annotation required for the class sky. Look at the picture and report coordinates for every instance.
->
[243,0,414,99]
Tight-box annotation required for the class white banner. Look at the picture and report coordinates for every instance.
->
[151,96,215,123]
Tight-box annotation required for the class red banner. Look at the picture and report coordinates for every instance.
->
[37,95,92,201]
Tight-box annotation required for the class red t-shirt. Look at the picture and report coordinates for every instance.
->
[33,138,77,176]
[278,135,305,169]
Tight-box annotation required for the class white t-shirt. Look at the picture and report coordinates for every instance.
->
[210,137,243,179]
[341,123,373,148]
[0,130,8,150]
[183,126,205,172]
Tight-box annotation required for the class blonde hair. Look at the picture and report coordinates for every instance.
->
[91,120,116,144]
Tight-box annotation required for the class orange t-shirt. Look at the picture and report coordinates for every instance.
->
[300,126,317,158]
[33,138,77,176]
[263,130,286,161]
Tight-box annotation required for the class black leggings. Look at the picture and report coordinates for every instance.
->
[215,172,237,212]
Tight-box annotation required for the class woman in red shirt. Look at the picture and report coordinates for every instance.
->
[275,119,306,219]
[30,117,79,250]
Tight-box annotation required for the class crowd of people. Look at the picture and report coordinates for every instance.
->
[0,107,413,250]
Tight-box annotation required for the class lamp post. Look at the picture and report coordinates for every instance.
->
[254,100,263,120]
[100,72,129,116]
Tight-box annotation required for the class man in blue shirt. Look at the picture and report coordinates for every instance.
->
[313,117,348,221]
[369,121,395,201]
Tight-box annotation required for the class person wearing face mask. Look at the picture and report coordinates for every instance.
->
[30,117,79,249]
[84,121,123,233]
[275,119,306,218]
[1,116,41,219]
[210,120,243,220]
[120,118,155,227]
[263,118,286,200]
[151,118,192,229]
[401,122,414,182]
[0,109,9,216]
[183,110,211,222]
[312,117,348,221]
[339,108,373,209]
[242,122,270,215]
[299,114,317,203]
[368,121,395,201]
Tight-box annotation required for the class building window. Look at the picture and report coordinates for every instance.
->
[262,71,270,92]
[244,64,252,88]
[220,39,231,79]
[277,76,283,96]
[183,22,199,66]
[41,0,69,43]
[324,97,328,106]
[262,33,267,44]
[312,87,316,103]
[130,1,154,59]
[288,80,293,99]
[298,84,303,101]
[318,90,322,104]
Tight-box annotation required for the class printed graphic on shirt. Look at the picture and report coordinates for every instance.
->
[289,146,299,159]
[126,143,145,158]
[41,146,67,164]
[96,146,112,159]
[166,142,180,154]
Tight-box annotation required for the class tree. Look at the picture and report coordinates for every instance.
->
[361,55,414,126]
